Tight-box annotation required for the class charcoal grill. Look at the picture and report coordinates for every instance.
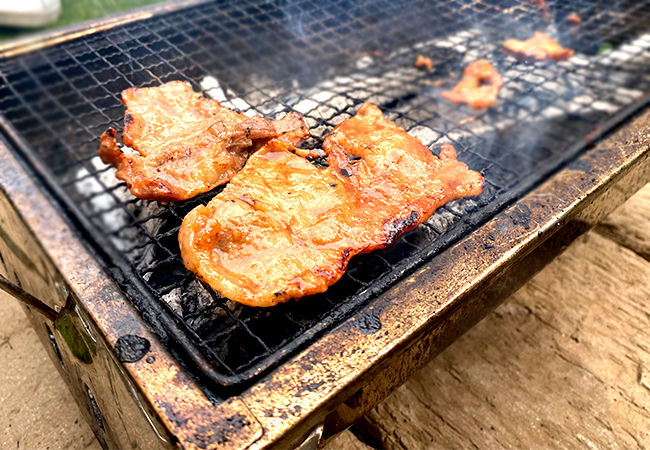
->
[1,0,650,448]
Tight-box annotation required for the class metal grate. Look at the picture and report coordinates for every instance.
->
[2,0,650,386]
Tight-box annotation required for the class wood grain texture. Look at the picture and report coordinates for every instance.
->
[357,231,650,449]
[596,183,650,262]
[323,430,374,450]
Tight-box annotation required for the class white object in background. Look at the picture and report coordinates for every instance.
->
[0,0,61,28]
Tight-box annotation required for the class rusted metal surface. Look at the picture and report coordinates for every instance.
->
[5,0,649,389]
[0,154,169,449]
[320,159,650,444]
[0,142,264,450]
[0,12,649,449]
[239,109,650,449]
[0,99,649,450]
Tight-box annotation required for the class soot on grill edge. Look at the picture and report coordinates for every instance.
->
[1,0,650,386]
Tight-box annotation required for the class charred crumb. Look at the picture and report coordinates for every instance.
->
[357,314,382,335]
[339,168,353,177]
[115,335,151,363]
[347,153,362,161]
[384,211,420,242]
[329,183,337,187]
[315,269,334,278]
[509,204,532,230]
[307,155,329,168]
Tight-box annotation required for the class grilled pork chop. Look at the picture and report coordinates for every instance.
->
[503,32,574,63]
[98,81,309,201]
[440,60,503,109]
[179,103,484,307]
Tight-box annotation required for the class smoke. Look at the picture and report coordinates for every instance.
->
[74,2,650,322]
[70,155,166,269]
[266,0,307,38]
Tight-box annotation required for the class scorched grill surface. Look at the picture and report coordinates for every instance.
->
[1,0,650,387]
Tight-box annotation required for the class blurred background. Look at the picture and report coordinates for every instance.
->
[0,0,166,42]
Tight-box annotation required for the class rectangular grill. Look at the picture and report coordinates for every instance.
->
[2,0,650,389]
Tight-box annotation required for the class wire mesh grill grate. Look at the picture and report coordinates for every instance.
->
[2,0,650,385]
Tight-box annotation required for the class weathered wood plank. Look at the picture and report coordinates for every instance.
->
[595,183,650,261]
[357,231,650,449]
[323,430,373,450]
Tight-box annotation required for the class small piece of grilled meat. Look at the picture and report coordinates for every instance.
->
[503,32,574,63]
[567,13,581,25]
[98,81,309,201]
[179,103,484,307]
[440,60,503,109]
[414,55,434,71]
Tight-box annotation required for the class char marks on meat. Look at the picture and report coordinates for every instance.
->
[179,103,484,307]
[503,32,574,63]
[440,60,503,109]
[98,81,309,201]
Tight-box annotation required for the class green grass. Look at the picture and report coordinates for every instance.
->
[0,0,167,42]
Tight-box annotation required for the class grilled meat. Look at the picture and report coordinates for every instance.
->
[567,13,581,24]
[503,32,574,63]
[179,103,484,307]
[440,60,503,109]
[98,81,309,201]
[414,55,434,71]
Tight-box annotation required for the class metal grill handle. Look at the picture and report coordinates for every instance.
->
[0,274,58,322]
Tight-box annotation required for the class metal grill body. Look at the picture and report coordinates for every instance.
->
[1,0,650,449]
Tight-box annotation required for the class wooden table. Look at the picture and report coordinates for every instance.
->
[1,184,649,450]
